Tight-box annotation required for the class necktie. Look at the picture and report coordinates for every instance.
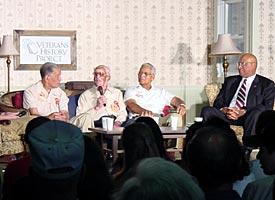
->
[236,79,247,109]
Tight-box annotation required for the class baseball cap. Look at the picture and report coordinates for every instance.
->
[243,110,275,148]
[28,120,84,179]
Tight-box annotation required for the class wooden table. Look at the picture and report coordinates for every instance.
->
[89,126,187,162]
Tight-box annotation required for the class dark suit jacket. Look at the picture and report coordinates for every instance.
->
[214,74,275,112]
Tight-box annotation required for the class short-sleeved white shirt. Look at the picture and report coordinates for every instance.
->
[124,85,174,118]
[23,81,69,116]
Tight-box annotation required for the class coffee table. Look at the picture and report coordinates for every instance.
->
[89,126,187,162]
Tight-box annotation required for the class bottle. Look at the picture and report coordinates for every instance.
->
[105,152,113,172]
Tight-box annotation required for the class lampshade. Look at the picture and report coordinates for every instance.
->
[0,35,19,92]
[209,34,241,56]
[0,35,19,57]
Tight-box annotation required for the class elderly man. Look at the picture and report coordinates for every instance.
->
[71,65,127,132]
[23,62,69,121]
[124,63,186,126]
[201,53,275,146]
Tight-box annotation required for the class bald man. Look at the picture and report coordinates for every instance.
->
[201,53,275,146]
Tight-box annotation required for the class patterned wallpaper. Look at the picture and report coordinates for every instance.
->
[0,0,214,91]
[253,0,275,81]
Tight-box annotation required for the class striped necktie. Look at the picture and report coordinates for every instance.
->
[236,79,247,109]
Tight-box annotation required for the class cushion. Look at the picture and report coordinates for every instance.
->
[12,92,23,109]
[68,93,81,119]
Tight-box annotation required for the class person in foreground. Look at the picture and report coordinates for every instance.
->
[2,116,50,200]
[78,135,114,200]
[112,123,160,190]
[201,53,275,146]
[186,125,249,200]
[242,110,275,200]
[23,62,69,121]
[135,116,171,160]
[113,157,205,200]
[71,65,127,132]
[124,63,186,126]
[10,120,84,200]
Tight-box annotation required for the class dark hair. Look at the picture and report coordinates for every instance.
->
[24,116,51,143]
[40,62,59,79]
[122,123,160,171]
[78,136,114,200]
[186,125,249,190]
[135,117,169,160]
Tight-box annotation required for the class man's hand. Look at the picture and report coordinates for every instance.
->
[114,121,122,127]
[141,110,154,117]
[95,96,107,110]
[221,107,246,120]
[48,112,68,121]
[176,104,186,116]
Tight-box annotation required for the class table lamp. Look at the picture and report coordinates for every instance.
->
[0,35,19,92]
[209,34,242,80]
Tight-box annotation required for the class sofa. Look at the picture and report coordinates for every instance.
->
[0,82,93,156]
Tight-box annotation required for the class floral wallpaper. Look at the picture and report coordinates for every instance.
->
[0,0,214,91]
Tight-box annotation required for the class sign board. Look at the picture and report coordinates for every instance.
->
[13,30,77,70]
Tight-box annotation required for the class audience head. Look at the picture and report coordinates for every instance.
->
[122,122,160,171]
[246,110,275,175]
[114,157,205,200]
[25,120,84,180]
[138,63,155,88]
[182,117,231,168]
[93,65,111,88]
[78,135,113,200]
[135,116,169,160]
[186,125,247,190]
[238,53,257,78]
[40,62,61,88]
[24,116,51,152]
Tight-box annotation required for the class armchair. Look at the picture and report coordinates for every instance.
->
[205,83,275,143]
[204,83,245,143]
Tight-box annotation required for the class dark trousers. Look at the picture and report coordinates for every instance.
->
[201,106,263,138]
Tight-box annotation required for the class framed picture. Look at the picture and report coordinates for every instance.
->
[13,30,77,70]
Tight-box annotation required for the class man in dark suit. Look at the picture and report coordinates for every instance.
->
[201,53,275,146]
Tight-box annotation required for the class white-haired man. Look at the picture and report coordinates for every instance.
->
[71,65,127,132]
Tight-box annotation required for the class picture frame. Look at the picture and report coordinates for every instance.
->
[13,30,77,70]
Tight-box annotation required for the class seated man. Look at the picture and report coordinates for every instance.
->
[23,62,69,122]
[70,65,127,132]
[124,63,186,126]
[201,53,275,146]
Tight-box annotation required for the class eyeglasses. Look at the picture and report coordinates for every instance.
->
[93,72,106,77]
[138,72,152,76]
[237,62,256,67]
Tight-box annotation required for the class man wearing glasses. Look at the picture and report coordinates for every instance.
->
[201,53,275,146]
[71,65,127,132]
[124,63,186,126]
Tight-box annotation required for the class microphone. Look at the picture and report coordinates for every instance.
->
[17,111,27,117]
[98,86,106,107]
[166,108,177,113]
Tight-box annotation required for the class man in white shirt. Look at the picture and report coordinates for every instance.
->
[23,62,69,121]
[124,63,186,126]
